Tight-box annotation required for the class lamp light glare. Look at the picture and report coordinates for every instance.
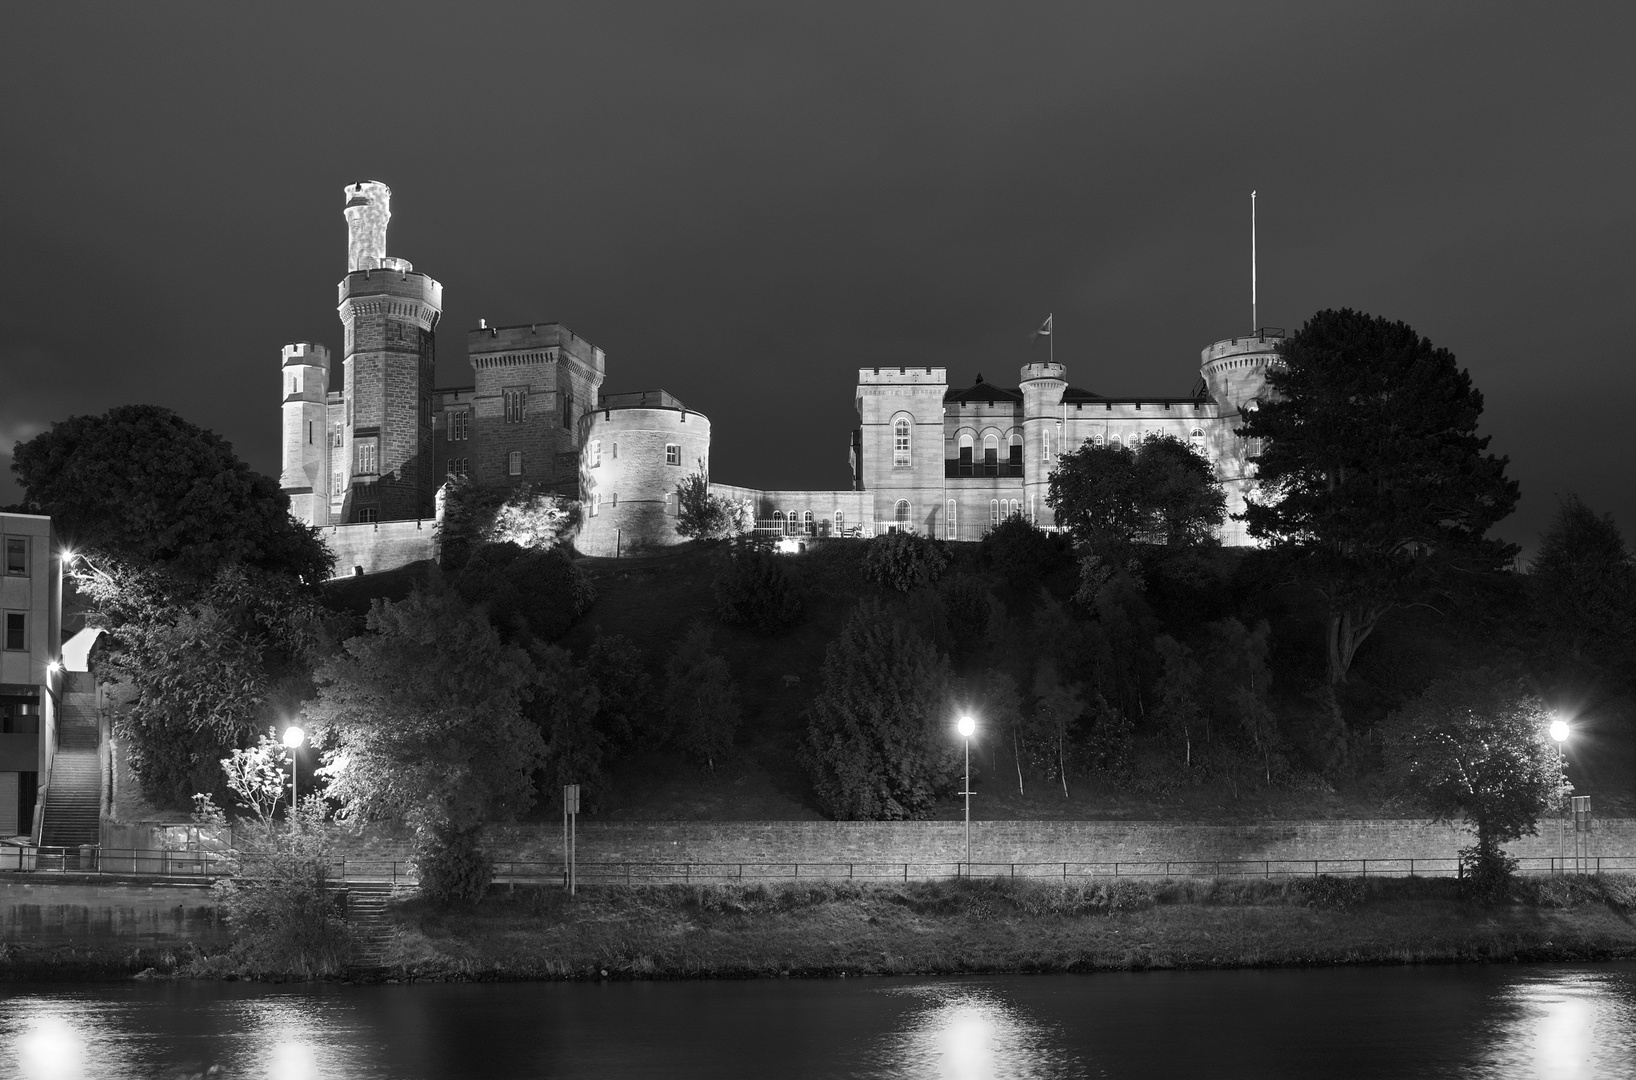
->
[1549,719,1569,743]
[283,725,306,749]
[957,715,975,739]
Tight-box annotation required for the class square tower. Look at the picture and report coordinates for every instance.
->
[467,322,605,495]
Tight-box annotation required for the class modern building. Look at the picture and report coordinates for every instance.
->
[0,513,62,838]
[280,182,1272,568]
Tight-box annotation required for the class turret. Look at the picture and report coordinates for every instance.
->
[1199,328,1284,545]
[280,343,331,526]
[1019,361,1068,529]
[343,180,391,272]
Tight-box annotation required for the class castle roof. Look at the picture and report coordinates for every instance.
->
[944,380,1023,405]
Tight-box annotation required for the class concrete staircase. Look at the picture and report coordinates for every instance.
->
[39,671,102,853]
[344,882,398,970]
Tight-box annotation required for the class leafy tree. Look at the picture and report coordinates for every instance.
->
[1199,618,1283,785]
[12,404,331,585]
[220,730,296,828]
[981,669,1027,795]
[1152,635,1203,768]
[662,624,741,771]
[528,642,605,791]
[1030,658,1087,796]
[438,477,578,571]
[861,531,950,592]
[1048,434,1224,553]
[979,516,1066,588]
[674,471,748,540]
[1239,310,1519,684]
[453,542,595,643]
[1530,494,1636,665]
[803,599,960,819]
[306,588,544,905]
[1380,669,1564,896]
[584,631,652,746]
[713,542,804,632]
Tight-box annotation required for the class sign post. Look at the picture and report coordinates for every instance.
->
[563,784,580,895]
[1571,796,1591,876]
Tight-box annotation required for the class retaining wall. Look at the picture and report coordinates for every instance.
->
[0,879,226,947]
[320,519,436,578]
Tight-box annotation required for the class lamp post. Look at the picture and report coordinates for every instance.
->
[283,725,305,821]
[957,714,975,876]
[1549,717,1569,873]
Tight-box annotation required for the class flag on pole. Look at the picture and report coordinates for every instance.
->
[1032,314,1053,340]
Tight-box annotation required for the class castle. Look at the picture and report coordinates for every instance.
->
[280,182,1273,572]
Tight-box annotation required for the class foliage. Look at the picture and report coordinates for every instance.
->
[221,730,294,828]
[674,471,749,540]
[662,625,742,770]
[1530,494,1636,665]
[1047,434,1224,554]
[12,404,331,585]
[585,631,652,746]
[529,641,606,791]
[307,588,544,904]
[982,669,1027,795]
[1199,618,1284,786]
[415,823,495,907]
[713,542,804,632]
[1030,659,1088,796]
[1239,310,1519,684]
[1380,669,1564,894]
[439,476,580,570]
[861,531,950,592]
[979,516,1067,588]
[1152,635,1203,769]
[453,542,596,643]
[802,599,960,819]
[938,574,999,662]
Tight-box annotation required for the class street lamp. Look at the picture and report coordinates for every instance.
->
[957,714,975,875]
[283,725,305,820]
[1549,717,1569,872]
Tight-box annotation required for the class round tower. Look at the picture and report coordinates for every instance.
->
[1019,361,1067,529]
[1199,330,1284,544]
[576,395,711,557]
[280,342,331,526]
[336,181,443,523]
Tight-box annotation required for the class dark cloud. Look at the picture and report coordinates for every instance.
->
[3,3,1632,554]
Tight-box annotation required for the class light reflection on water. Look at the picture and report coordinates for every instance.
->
[1,963,1633,1079]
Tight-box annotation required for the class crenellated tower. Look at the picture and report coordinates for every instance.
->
[1019,360,1067,529]
[1199,329,1284,544]
[335,181,443,523]
[279,342,332,525]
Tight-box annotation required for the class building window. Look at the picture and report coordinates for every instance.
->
[894,499,910,532]
[562,389,573,429]
[447,458,469,479]
[592,491,601,516]
[331,474,344,496]
[354,507,379,524]
[1109,435,1122,450]
[355,442,377,474]
[1042,432,1051,464]
[666,443,680,466]
[983,434,999,476]
[450,411,469,440]
[958,433,973,477]
[346,398,353,427]
[803,510,814,536]
[946,500,956,539]
[1008,433,1023,472]
[421,396,431,427]
[3,613,23,651]
[508,451,523,476]
[591,440,602,468]
[835,510,845,534]
[772,510,784,532]
[4,538,25,576]
[1093,434,1104,449]
[991,499,1000,526]
[504,390,527,424]
[1010,500,1021,518]
[893,417,911,467]
[1190,427,1205,451]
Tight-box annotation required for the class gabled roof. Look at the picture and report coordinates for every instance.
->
[1061,385,1105,403]
[944,379,1023,405]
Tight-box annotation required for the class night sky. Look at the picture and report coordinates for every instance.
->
[3,4,1632,556]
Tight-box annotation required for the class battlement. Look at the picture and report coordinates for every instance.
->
[858,366,946,385]
[337,268,443,309]
[599,389,693,413]
[1200,329,1285,365]
[467,321,602,371]
[1019,361,1067,384]
[281,342,330,369]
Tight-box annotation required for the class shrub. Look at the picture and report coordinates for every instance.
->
[978,516,1065,587]
[663,625,742,770]
[454,542,595,642]
[210,803,349,977]
[416,824,494,907]
[862,532,950,592]
[714,544,804,632]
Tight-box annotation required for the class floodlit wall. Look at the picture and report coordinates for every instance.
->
[320,520,436,578]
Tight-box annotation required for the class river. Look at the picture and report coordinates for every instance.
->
[4,963,1635,1078]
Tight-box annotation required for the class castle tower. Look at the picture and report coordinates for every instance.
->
[466,322,605,495]
[279,342,332,526]
[1019,360,1067,530]
[1199,330,1283,544]
[336,181,443,523]
[855,365,946,535]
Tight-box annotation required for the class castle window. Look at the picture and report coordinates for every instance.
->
[772,510,784,532]
[990,499,1000,526]
[803,510,815,536]
[591,440,602,468]
[504,390,527,424]
[353,507,379,524]
[592,492,600,516]
[4,538,25,576]
[450,411,469,440]
[508,451,523,476]
[1010,500,1021,518]
[893,500,911,533]
[946,500,956,539]
[331,474,343,496]
[958,433,973,477]
[421,396,431,427]
[666,443,680,466]
[3,612,24,651]
[355,441,377,474]
[1008,433,1023,472]
[562,390,573,429]
[1190,428,1205,451]
[835,510,845,534]
[893,417,911,467]
[1094,434,1105,449]
[983,434,998,476]
[1109,435,1122,450]
[1042,431,1051,464]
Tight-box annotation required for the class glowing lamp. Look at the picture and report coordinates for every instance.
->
[282,725,306,749]
[957,715,975,738]
[1549,719,1569,743]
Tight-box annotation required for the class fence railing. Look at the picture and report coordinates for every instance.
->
[3,847,1633,885]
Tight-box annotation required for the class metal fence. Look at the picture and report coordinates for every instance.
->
[3,847,1633,885]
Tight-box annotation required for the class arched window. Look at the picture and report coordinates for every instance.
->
[507,450,522,475]
[1008,433,1023,472]
[772,510,784,533]
[835,510,845,535]
[983,434,999,476]
[893,417,911,467]
[958,432,974,476]
[1011,500,1021,518]
[990,499,1000,526]
[894,499,911,532]
[946,499,956,539]
[1108,435,1120,450]
[1190,428,1205,451]
[1093,433,1105,449]
[803,510,815,536]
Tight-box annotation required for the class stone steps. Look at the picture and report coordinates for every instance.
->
[344,882,398,970]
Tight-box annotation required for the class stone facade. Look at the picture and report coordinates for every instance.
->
[280,182,1275,571]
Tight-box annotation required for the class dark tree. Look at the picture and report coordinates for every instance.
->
[661,624,741,771]
[12,405,331,585]
[1047,434,1223,553]
[453,542,595,643]
[713,542,804,632]
[1239,310,1519,684]
[1530,494,1636,665]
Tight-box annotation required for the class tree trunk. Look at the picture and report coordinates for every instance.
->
[1057,732,1069,798]
[1012,730,1025,796]
[1326,604,1387,684]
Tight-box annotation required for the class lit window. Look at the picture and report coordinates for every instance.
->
[1042,432,1051,464]
[666,443,680,466]
[894,417,911,467]
[591,440,602,468]
[592,492,601,516]
[1190,428,1205,451]
[2,613,22,651]
[803,510,815,535]
[508,451,523,476]
[450,411,469,440]
[1093,434,1104,449]
[4,538,25,576]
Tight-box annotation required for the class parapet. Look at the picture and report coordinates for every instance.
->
[1200,328,1285,366]
[1019,362,1067,384]
[337,268,443,309]
[282,342,330,369]
[467,321,602,372]
[858,366,946,385]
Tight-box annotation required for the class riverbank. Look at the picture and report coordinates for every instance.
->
[356,874,1636,981]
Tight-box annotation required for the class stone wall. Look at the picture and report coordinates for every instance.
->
[0,879,227,947]
[320,519,436,578]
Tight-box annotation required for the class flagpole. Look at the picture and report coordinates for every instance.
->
[1049,313,1054,365]
[1251,191,1258,333]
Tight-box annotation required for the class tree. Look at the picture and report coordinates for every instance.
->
[981,669,1027,795]
[802,599,960,819]
[1530,494,1636,665]
[1030,659,1087,796]
[12,404,331,585]
[675,471,747,540]
[662,624,741,771]
[979,516,1067,589]
[1047,434,1224,553]
[713,542,804,632]
[438,476,578,571]
[1151,635,1203,768]
[1239,310,1519,684]
[1380,669,1564,895]
[1199,618,1282,785]
[528,642,606,791]
[584,631,652,746]
[453,542,595,644]
[861,531,950,592]
[306,588,544,905]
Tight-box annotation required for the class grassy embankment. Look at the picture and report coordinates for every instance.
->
[364,873,1636,981]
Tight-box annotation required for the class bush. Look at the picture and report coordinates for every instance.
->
[454,543,595,642]
[416,824,494,907]
[212,808,349,976]
[663,625,742,770]
[862,532,950,592]
[979,516,1065,587]
[714,544,804,632]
